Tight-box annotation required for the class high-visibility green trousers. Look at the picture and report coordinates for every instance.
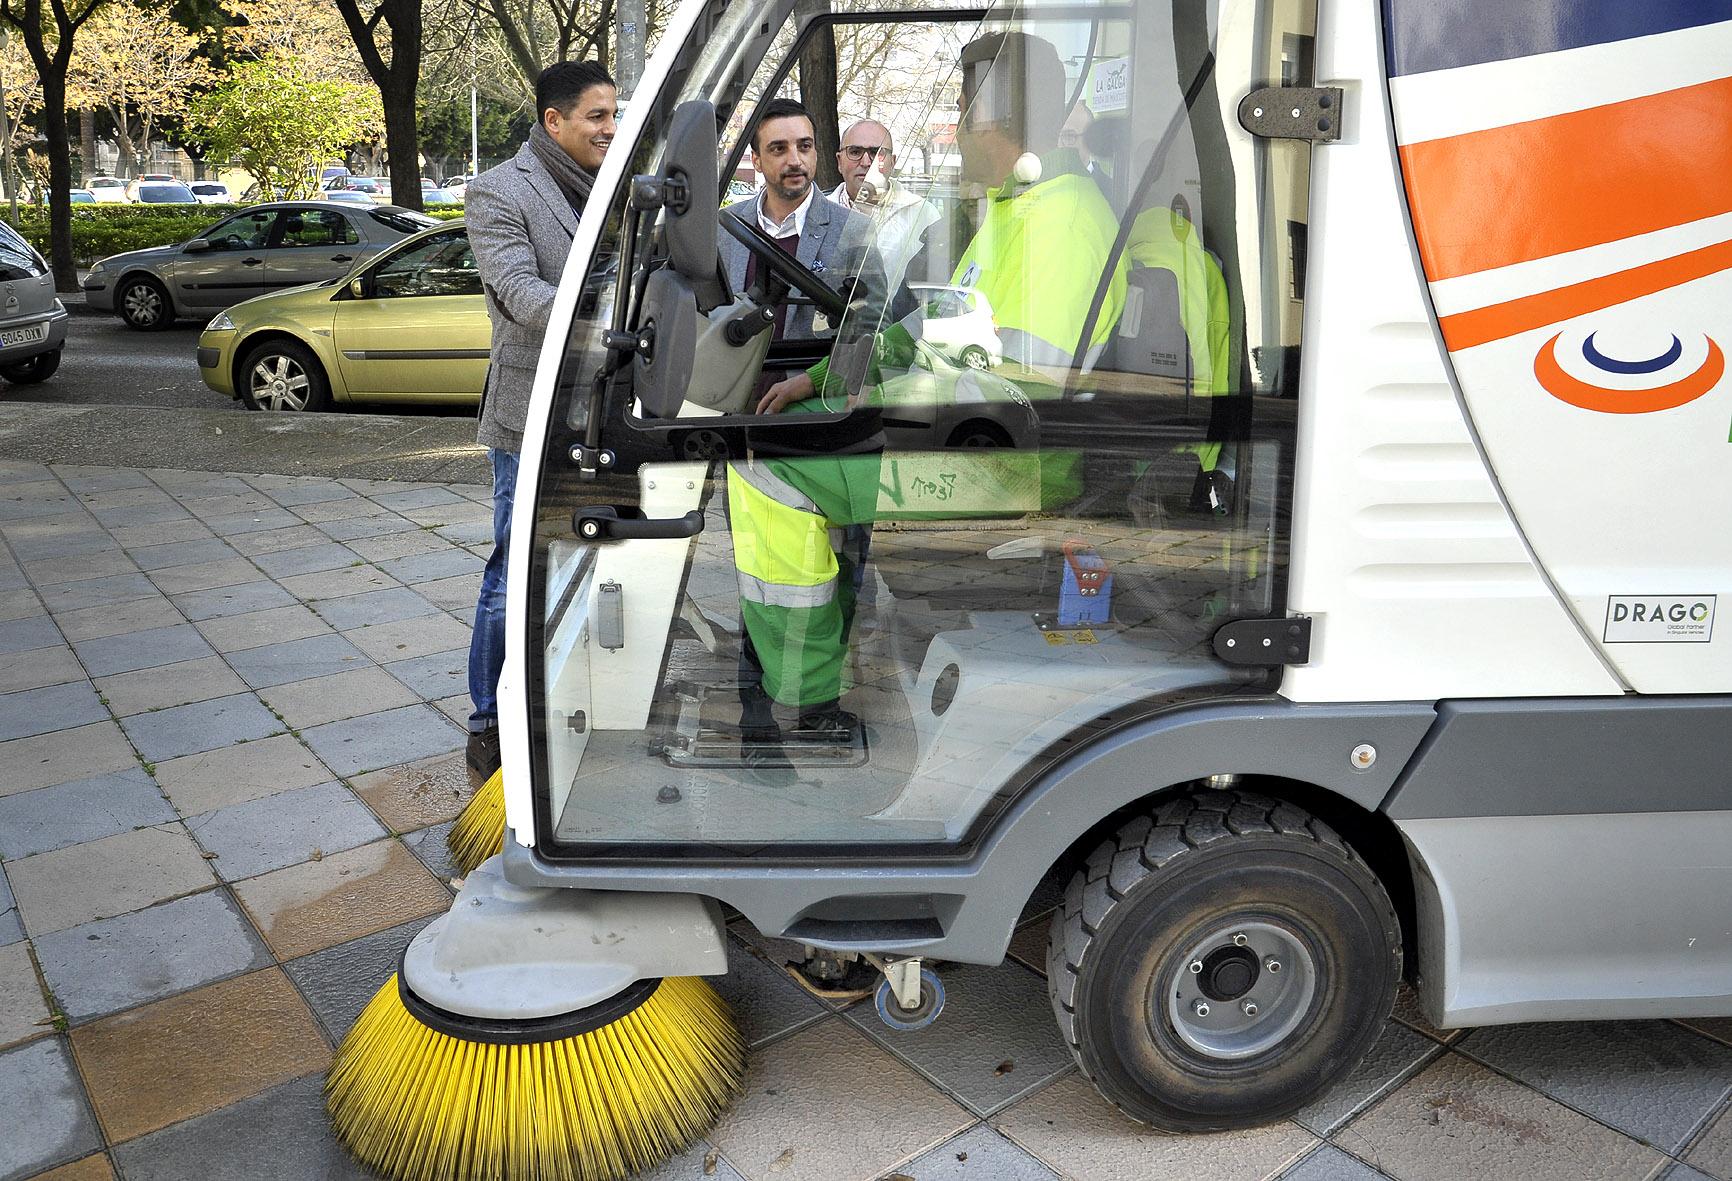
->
[727,453,880,708]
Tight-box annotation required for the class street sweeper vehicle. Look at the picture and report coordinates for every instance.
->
[324,0,1732,1176]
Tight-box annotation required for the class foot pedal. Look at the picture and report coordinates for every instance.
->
[661,685,868,769]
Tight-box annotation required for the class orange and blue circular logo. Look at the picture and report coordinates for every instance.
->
[1534,330,1724,414]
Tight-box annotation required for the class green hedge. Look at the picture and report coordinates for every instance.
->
[15,202,465,264]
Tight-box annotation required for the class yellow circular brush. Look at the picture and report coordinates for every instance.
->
[448,768,505,876]
[326,971,744,1181]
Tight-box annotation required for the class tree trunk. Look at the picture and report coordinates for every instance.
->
[794,0,840,191]
[39,74,77,290]
[80,110,97,185]
[382,79,422,210]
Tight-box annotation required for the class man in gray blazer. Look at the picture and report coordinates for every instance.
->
[463,60,616,781]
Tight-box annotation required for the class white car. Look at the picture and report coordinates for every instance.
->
[189,182,231,205]
[910,283,1003,370]
[87,176,128,203]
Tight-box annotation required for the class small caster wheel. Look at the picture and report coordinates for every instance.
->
[874,966,944,1030]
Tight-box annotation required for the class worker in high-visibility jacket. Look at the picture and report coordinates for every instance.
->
[734,30,1127,746]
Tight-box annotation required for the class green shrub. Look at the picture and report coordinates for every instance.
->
[16,201,465,264]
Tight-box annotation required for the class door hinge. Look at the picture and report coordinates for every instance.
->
[1237,87,1343,142]
[1212,616,1312,666]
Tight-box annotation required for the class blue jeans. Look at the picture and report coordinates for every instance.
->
[467,448,519,733]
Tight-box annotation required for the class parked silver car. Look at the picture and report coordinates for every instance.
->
[82,201,438,330]
[0,221,68,385]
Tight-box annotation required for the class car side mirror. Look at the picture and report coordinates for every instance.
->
[658,101,721,286]
[349,277,366,299]
[182,238,211,254]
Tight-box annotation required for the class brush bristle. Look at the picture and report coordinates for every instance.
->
[448,769,504,876]
[326,974,745,1181]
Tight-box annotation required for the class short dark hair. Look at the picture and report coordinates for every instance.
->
[751,97,813,154]
[536,61,615,120]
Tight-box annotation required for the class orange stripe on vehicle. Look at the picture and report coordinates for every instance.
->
[1401,75,1732,281]
[1438,237,1732,350]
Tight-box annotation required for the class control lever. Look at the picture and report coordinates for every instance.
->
[573,505,705,541]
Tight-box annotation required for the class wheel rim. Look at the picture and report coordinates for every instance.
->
[248,354,312,411]
[963,348,989,370]
[1161,918,1318,1061]
[123,283,162,325]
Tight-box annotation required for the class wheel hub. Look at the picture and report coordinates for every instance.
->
[1162,919,1317,1061]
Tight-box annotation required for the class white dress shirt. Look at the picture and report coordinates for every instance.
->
[756,187,816,239]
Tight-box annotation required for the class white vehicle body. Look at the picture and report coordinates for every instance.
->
[909,282,1002,369]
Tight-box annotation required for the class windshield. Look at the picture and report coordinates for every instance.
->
[523,0,1316,858]
[139,185,196,203]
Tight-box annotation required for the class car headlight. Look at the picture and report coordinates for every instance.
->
[206,311,236,332]
[85,261,106,278]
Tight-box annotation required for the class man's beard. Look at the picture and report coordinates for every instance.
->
[772,172,809,202]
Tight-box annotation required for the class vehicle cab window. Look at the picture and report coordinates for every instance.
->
[277,211,360,248]
[200,210,277,252]
[366,230,481,298]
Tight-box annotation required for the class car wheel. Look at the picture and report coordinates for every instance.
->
[239,339,331,412]
[117,276,174,330]
[0,347,61,384]
[946,419,1012,449]
[960,345,991,370]
[1048,789,1401,1131]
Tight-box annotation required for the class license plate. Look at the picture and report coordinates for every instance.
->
[0,323,46,349]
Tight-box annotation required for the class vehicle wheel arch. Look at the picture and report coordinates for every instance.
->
[231,329,338,403]
[114,271,175,329]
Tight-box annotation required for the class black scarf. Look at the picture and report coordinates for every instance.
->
[528,123,596,216]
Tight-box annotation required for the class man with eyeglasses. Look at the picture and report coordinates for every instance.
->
[827,119,941,290]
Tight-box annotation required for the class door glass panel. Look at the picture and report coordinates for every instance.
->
[526,0,1315,857]
[369,230,482,298]
[201,211,276,251]
[278,210,359,247]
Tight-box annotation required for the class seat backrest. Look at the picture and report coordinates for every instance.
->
[1102,263,1191,387]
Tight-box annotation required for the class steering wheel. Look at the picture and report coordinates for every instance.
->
[720,214,850,320]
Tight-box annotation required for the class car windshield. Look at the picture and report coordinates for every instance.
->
[192,184,226,194]
[138,184,196,203]
[370,209,439,233]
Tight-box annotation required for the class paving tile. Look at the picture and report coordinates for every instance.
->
[0,940,50,1048]
[127,537,238,572]
[51,596,181,643]
[315,512,420,540]
[291,496,388,524]
[639,1142,747,1181]
[278,563,400,600]
[0,864,22,946]
[1681,1018,1732,1049]
[145,558,262,596]
[171,579,297,622]
[152,733,333,815]
[120,693,281,762]
[1334,1051,1666,1181]
[42,573,161,612]
[349,751,470,831]
[400,822,459,884]
[432,693,470,727]
[71,968,330,1143]
[345,530,454,567]
[23,550,138,587]
[233,839,450,959]
[258,665,420,732]
[1686,1104,1732,1181]
[710,1018,972,1181]
[29,1153,115,1180]
[256,478,358,508]
[0,720,138,798]
[1297,1020,1440,1136]
[34,891,271,1023]
[431,518,494,544]
[0,680,108,742]
[708,935,828,1049]
[4,528,108,562]
[185,492,276,519]
[383,648,469,700]
[343,612,471,664]
[846,961,1073,1117]
[283,915,437,1041]
[374,547,486,585]
[188,781,386,881]
[0,769,176,860]
[995,1074,1315,1181]
[0,1039,104,1178]
[250,541,364,579]
[72,623,214,677]
[93,655,250,718]
[224,633,370,690]
[311,586,440,630]
[301,703,463,777]
[0,588,43,623]
[193,604,330,655]
[1458,1021,1732,1153]
[890,1124,1059,1180]
[369,486,466,512]
[7,823,216,936]
[1279,1143,1389,1181]
[0,644,81,695]
[204,508,304,536]
[111,519,214,548]
[225,524,329,557]
[110,1072,370,1181]
[0,612,64,654]
[416,572,483,613]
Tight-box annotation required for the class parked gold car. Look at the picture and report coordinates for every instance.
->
[197,220,488,412]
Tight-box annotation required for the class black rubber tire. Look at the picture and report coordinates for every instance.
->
[945,419,1011,449]
[117,275,174,330]
[960,344,991,370]
[0,347,61,384]
[238,338,332,412]
[1047,788,1401,1131]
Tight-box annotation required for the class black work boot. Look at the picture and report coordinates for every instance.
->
[465,725,501,780]
[792,702,859,743]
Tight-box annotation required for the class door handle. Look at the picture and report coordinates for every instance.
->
[242,257,263,266]
[574,505,704,541]
[331,254,353,263]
